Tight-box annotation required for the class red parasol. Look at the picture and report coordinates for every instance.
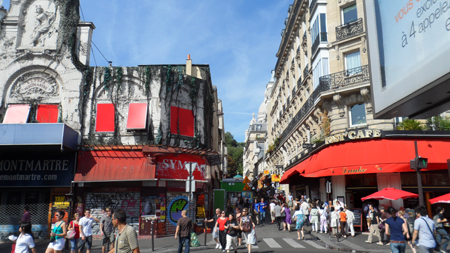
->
[361,187,419,201]
[429,193,450,204]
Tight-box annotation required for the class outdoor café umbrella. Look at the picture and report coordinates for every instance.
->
[429,193,450,204]
[361,187,419,201]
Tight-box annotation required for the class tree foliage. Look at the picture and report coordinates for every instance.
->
[396,119,424,130]
[225,132,244,177]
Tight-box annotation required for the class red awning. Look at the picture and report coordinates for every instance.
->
[281,139,450,181]
[75,150,155,182]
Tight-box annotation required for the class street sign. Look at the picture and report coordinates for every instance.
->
[186,176,196,192]
[326,181,332,193]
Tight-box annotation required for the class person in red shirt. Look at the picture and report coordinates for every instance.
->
[67,213,80,253]
[339,207,347,238]
[215,211,228,251]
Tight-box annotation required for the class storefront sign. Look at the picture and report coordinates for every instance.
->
[264,170,270,175]
[325,129,382,144]
[342,166,368,174]
[156,154,206,180]
[0,153,76,187]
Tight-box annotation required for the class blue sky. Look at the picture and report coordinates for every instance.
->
[2,0,291,142]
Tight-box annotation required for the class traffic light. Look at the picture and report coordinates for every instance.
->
[416,157,428,169]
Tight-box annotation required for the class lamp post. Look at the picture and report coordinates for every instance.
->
[410,141,427,206]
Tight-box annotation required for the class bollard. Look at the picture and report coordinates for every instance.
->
[151,219,155,251]
[204,222,207,246]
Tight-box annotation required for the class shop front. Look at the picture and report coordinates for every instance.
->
[74,146,214,237]
[0,124,78,239]
[281,135,450,216]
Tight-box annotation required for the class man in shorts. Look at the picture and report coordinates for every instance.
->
[79,209,100,253]
[101,207,115,253]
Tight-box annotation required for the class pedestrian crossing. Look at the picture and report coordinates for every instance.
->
[247,237,326,250]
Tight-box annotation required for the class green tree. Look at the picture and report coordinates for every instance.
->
[396,118,424,130]
[224,132,244,177]
[431,116,450,131]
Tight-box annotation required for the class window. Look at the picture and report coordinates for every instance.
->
[170,106,194,137]
[345,51,361,74]
[126,103,148,130]
[311,13,328,53]
[342,4,358,24]
[312,57,329,89]
[36,104,58,123]
[96,103,115,132]
[3,104,30,124]
[349,103,366,126]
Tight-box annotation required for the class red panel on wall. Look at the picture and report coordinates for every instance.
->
[3,104,30,124]
[96,103,115,132]
[36,104,59,123]
[170,106,194,137]
[126,103,148,130]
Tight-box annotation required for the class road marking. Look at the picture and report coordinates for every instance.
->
[304,240,326,249]
[263,238,282,248]
[339,240,367,251]
[283,238,306,248]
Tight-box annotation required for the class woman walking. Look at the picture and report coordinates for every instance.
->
[253,199,260,225]
[385,207,409,253]
[398,210,416,253]
[293,205,305,240]
[45,210,67,253]
[235,207,243,246]
[319,205,328,233]
[67,213,80,253]
[330,207,339,237]
[282,203,292,232]
[15,222,37,253]
[224,214,239,253]
[240,208,256,253]
[215,210,228,251]
[310,204,320,233]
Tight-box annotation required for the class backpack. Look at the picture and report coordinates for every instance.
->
[242,216,252,232]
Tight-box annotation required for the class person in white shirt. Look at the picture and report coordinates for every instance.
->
[344,206,355,237]
[15,222,37,253]
[79,209,100,253]
[319,205,328,233]
[270,200,276,223]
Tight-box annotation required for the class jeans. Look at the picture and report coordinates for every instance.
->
[276,216,283,230]
[69,238,78,251]
[259,211,266,225]
[219,230,227,250]
[417,245,434,253]
[437,228,450,251]
[178,236,190,253]
[390,242,406,253]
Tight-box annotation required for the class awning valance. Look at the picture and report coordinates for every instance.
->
[281,138,450,181]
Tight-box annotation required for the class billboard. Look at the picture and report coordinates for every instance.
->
[365,0,450,119]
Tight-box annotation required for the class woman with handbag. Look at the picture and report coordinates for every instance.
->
[385,207,409,253]
[45,210,67,253]
[282,203,292,232]
[293,205,305,240]
[240,208,256,253]
[67,213,80,253]
[398,210,416,253]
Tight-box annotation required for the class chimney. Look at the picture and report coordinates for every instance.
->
[186,54,192,76]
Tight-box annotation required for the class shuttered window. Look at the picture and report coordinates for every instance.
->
[126,103,148,130]
[3,104,31,124]
[36,104,59,123]
[96,103,115,132]
[170,106,194,137]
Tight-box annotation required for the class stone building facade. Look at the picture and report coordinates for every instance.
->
[0,0,225,238]
[265,0,450,213]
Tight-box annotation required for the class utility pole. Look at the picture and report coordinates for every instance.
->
[410,141,427,207]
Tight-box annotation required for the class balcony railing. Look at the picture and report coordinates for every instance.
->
[292,86,296,97]
[279,76,331,143]
[309,0,318,14]
[296,46,301,59]
[297,76,302,90]
[303,64,309,78]
[291,59,295,70]
[319,65,370,89]
[336,18,364,41]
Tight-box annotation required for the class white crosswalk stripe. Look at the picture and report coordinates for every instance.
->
[282,238,306,248]
[263,238,283,248]
[304,240,327,249]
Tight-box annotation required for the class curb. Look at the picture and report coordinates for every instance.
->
[310,232,394,253]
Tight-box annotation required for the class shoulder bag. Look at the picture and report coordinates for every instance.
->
[422,217,441,251]
[66,221,76,240]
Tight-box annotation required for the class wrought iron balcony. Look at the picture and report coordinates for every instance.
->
[279,76,331,143]
[319,65,370,89]
[291,59,295,70]
[309,0,318,14]
[303,64,309,78]
[296,46,301,59]
[336,18,364,41]
[292,86,296,97]
[297,76,302,90]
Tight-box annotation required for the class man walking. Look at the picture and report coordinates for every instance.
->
[101,207,115,253]
[412,206,436,253]
[344,206,355,237]
[273,202,283,230]
[175,210,193,253]
[110,209,140,253]
[365,204,382,245]
[22,206,31,223]
[259,198,266,226]
[79,209,100,253]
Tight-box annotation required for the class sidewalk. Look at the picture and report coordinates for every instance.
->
[311,231,416,253]
[0,233,216,253]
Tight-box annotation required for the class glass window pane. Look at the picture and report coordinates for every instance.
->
[320,14,327,42]
[343,4,358,24]
[351,103,366,126]
[345,51,361,70]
